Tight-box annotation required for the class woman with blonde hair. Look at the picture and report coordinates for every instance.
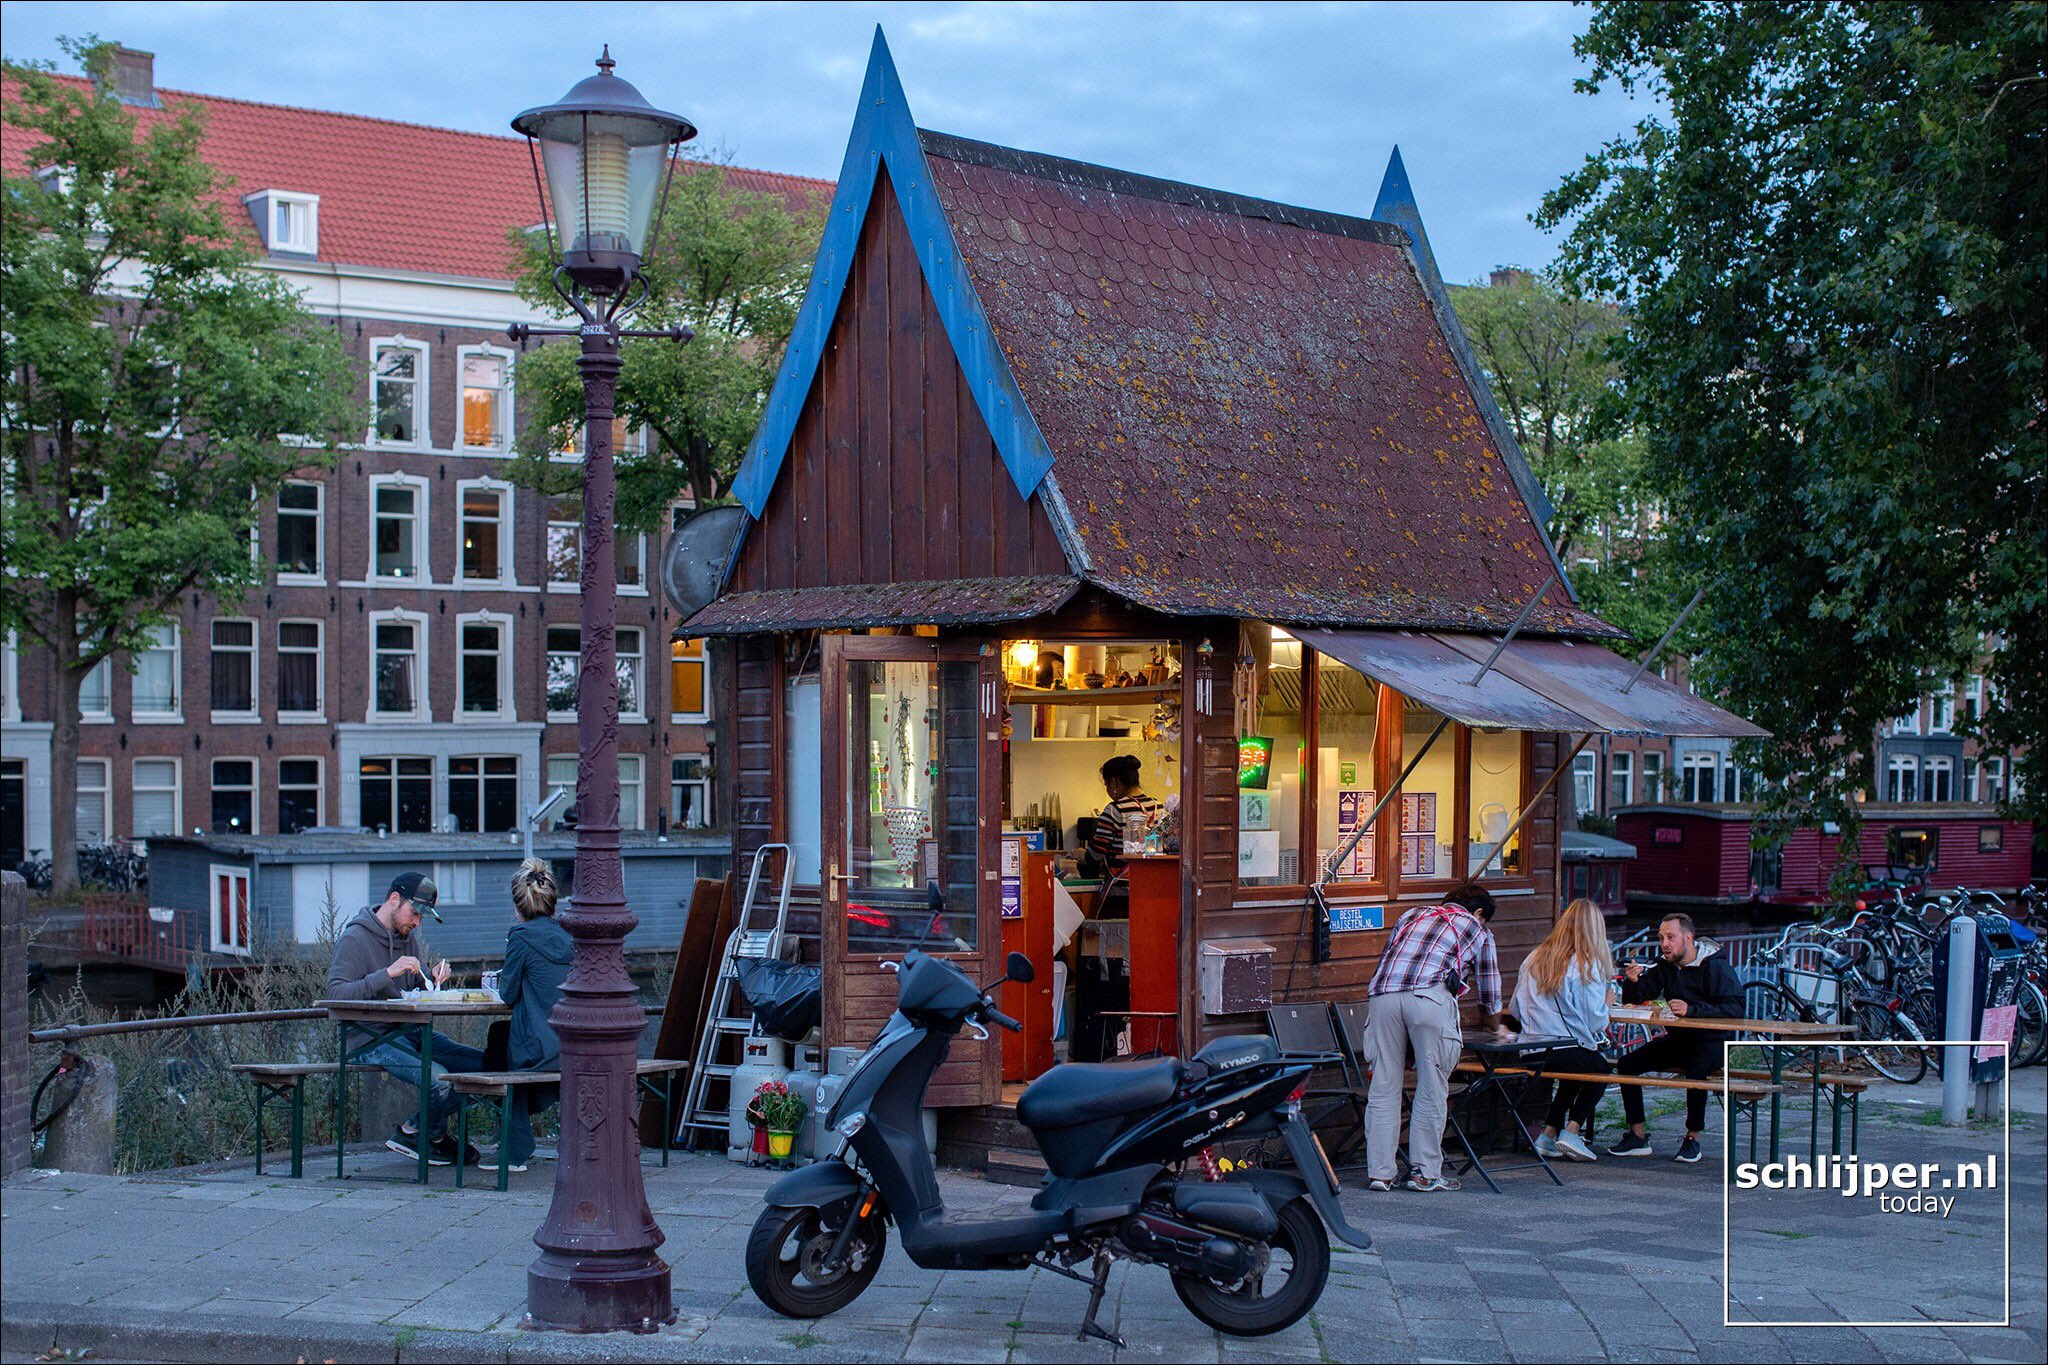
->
[1509,898,1615,1162]
[491,859,571,1172]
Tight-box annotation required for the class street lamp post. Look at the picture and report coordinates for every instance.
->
[508,48,695,1335]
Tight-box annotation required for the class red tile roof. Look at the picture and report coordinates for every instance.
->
[0,75,832,281]
[919,131,1613,636]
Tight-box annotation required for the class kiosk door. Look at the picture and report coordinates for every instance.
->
[823,635,1002,1108]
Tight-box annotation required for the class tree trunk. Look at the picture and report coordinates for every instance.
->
[49,661,83,898]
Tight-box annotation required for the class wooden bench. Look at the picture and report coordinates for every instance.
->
[1454,1063,1782,1163]
[230,1062,364,1178]
[445,1059,691,1191]
[1729,1067,1869,1154]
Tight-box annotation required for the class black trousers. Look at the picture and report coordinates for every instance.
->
[1539,1045,1611,1129]
[1617,1033,1718,1132]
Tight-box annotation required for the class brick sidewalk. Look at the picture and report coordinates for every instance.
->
[2,1101,2041,1364]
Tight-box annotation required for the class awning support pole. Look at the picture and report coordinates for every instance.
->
[1315,715,1449,886]
[1620,583,1709,694]
[1469,583,1551,686]
[1471,732,1594,875]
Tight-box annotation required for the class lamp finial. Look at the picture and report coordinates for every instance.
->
[596,45,615,76]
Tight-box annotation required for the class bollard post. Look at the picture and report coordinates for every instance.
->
[39,1052,119,1174]
[1941,915,1976,1126]
[1,872,28,1177]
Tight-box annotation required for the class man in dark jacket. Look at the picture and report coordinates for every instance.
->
[495,860,573,1171]
[325,872,484,1166]
[1609,912,1747,1163]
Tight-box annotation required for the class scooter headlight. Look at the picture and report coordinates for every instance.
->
[836,1111,866,1139]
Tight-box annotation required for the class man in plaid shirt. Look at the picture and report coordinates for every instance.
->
[1362,883,1502,1192]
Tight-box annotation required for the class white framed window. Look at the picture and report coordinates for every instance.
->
[546,626,579,719]
[1680,752,1718,803]
[209,618,258,720]
[619,753,644,832]
[547,495,580,590]
[245,189,319,255]
[1924,756,1954,803]
[277,620,324,720]
[210,758,257,834]
[370,476,426,580]
[276,480,323,581]
[1571,751,1598,816]
[368,611,428,720]
[133,623,181,721]
[1725,764,1746,803]
[132,757,181,839]
[1892,706,1920,737]
[1930,684,1955,734]
[617,628,645,721]
[458,614,512,719]
[1608,751,1633,807]
[433,860,479,905]
[1641,751,1664,798]
[277,757,322,834]
[1984,757,2006,804]
[1,631,18,723]
[1886,754,1919,803]
[671,755,712,829]
[1965,756,1980,802]
[448,756,519,833]
[359,756,433,833]
[457,480,510,584]
[210,864,252,956]
[1966,674,1985,724]
[370,339,427,447]
[79,658,113,722]
[458,347,513,452]
[670,637,709,723]
[617,532,646,592]
[545,754,577,826]
[77,759,111,841]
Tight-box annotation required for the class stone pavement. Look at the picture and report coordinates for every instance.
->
[2,1094,2041,1364]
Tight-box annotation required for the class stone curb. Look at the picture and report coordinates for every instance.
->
[0,1302,907,1364]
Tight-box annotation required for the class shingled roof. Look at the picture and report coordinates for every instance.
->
[729,32,1615,638]
[0,73,831,281]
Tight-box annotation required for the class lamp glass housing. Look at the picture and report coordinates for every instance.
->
[532,113,672,263]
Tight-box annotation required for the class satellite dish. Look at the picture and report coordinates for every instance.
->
[662,505,748,619]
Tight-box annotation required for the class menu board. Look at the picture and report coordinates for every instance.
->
[1335,789,1377,879]
[1399,792,1439,877]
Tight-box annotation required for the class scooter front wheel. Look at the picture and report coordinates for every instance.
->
[1171,1195,1329,1337]
[745,1204,887,1318]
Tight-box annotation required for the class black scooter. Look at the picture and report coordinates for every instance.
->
[745,904,1371,1344]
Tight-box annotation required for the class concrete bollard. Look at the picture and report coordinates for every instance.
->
[38,1053,119,1175]
[358,1068,422,1146]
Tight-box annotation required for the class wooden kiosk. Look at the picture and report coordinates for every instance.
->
[680,36,1764,1163]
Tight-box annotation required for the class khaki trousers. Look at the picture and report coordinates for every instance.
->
[1364,984,1462,1181]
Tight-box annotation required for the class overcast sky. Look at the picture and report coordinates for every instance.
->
[0,1,1645,284]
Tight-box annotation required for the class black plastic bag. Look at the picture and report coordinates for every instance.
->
[735,958,823,1041]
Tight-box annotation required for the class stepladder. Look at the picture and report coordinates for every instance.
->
[678,843,795,1151]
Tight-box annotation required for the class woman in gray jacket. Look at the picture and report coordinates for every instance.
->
[494,860,572,1171]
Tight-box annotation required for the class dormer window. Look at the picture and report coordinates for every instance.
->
[244,190,319,256]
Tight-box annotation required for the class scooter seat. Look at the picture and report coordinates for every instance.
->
[1017,1056,1184,1129]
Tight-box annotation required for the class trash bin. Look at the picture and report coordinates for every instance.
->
[1935,913,2032,1083]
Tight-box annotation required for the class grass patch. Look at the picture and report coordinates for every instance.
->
[781,1329,825,1349]
[1761,1229,1813,1239]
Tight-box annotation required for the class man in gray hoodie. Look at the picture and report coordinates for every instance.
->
[326,872,483,1166]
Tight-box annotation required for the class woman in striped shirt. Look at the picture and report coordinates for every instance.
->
[1077,755,1163,899]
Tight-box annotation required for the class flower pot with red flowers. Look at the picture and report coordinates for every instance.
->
[748,1080,808,1167]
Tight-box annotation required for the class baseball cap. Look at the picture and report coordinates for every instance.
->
[389,871,442,922]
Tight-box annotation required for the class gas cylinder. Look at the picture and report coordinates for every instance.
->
[805,1046,862,1160]
[783,1044,824,1166]
[727,1034,791,1162]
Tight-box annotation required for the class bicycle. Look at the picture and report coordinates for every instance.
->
[1744,923,1931,1083]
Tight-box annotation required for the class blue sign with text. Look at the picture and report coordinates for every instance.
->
[1328,904,1384,933]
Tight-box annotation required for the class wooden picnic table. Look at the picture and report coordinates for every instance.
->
[321,995,510,1183]
[1609,1004,1851,1160]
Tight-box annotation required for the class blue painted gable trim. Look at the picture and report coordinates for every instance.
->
[1372,148,1575,601]
[729,28,1058,524]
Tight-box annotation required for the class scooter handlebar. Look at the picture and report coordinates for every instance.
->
[979,1001,1023,1033]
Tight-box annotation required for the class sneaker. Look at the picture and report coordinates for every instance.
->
[1607,1132,1654,1158]
[427,1135,481,1167]
[386,1126,451,1166]
[1556,1131,1599,1163]
[1406,1174,1461,1193]
[1673,1137,1703,1164]
[1365,1177,1397,1193]
[1534,1132,1560,1159]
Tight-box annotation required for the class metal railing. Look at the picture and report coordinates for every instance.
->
[81,893,193,971]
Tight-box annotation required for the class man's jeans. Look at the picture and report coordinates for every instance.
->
[1364,984,1462,1181]
[358,1037,486,1135]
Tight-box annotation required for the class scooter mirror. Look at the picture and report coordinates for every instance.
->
[1005,951,1035,984]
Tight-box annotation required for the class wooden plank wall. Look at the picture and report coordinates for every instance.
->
[729,166,1069,595]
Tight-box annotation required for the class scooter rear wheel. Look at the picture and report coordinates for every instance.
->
[745,1204,886,1318]
[1171,1195,1329,1337]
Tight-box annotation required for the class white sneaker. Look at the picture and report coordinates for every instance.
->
[1555,1131,1598,1162]
[1533,1132,1560,1158]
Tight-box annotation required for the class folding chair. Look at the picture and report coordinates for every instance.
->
[1264,1004,1368,1167]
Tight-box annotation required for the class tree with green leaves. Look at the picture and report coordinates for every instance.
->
[1538,1,2046,833]
[2,40,361,894]
[503,153,825,531]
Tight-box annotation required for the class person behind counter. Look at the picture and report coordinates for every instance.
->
[1076,755,1165,892]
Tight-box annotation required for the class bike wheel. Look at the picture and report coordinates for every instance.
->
[2014,980,2047,1069]
[1172,1196,1329,1337]
[1851,999,1928,1084]
[744,1203,886,1319]
[1741,980,1813,1038]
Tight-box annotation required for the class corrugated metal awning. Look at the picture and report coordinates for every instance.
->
[679,576,1081,637]
[1296,629,1767,739]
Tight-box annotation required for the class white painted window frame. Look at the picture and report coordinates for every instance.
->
[369,336,430,450]
[78,657,114,723]
[619,752,644,832]
[455,344,515,453]
[131,756,182,840]
[275,618,326,722]
[367,608,430,722]
[209,863,253,957]
[545,625,580,722]
[455,611,515,721]
[276,478,325,584]
[76,758,112,841]
[670,636,710,724]
[210,756,260,836]
[132,622,182,724]
[209,616,260,723]
[368,472,429,581]
[455,477,514,585]
[616,626,646,723]
[276,754,324,833]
